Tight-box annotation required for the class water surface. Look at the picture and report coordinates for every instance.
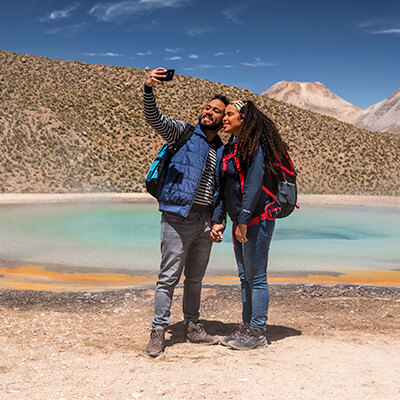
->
[0,202,399,277]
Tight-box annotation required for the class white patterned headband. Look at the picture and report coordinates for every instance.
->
[230,100,247,117]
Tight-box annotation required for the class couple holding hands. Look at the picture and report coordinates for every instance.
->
[143,67,288,357]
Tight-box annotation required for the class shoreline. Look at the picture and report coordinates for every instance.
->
[1,264,400,292]
[0,192,399,207]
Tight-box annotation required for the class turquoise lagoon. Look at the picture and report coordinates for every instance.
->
[0,202,399,276]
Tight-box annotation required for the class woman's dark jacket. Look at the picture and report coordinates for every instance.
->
[212,141,276,225]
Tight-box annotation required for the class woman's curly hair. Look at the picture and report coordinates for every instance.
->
[235,101,287,173]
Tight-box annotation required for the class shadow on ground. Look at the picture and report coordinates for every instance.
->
[166,320,301,348]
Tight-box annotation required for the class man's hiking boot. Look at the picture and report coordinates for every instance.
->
[228,326,267,350]
[186,321,219,345]
[146,328,165,357]
[220,322,250,346]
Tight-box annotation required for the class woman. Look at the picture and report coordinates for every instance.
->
[211,100,288,350]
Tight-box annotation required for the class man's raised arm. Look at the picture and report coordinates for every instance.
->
[143,67,186,145]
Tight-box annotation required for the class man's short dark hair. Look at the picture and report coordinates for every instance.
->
[211,94,230,106]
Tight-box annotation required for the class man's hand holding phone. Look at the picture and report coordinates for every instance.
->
[145,67,174,87]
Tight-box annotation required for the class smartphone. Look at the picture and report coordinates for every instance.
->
[159,69,175,82]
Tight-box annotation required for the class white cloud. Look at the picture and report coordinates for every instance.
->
[83,52,123,57]
[44,23,86,36]
[136,51,152,56]
[165,48,182,53]
[198,64,215,68]
[222,5,246,24]
[40,3,79,22]
[358,19,400,36]
[241,60,277,67]
[188,26,215,36]
[370,28,400,35]
[182,64,215,71]
[165,56,182,60]
[89,0,189,22]
[214,52,227,56]
[223,65,233,68]
[189,54,199,59]
[357,21,374,29]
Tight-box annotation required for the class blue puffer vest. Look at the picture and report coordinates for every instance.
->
[158,123,224,218]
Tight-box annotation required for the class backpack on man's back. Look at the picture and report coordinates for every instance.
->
[145,124,195,198]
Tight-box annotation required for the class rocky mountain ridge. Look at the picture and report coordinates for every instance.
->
[347,88,400,134]
[263,81,400,135]
[262,81,361,119]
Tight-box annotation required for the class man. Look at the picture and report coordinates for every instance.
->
[143,67,229,357]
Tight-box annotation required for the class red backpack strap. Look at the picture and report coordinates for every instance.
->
[262,185,276,199]
[221,146,238,171]
[221,145,245,193]
[248,199,279,226]
[222,153,236,171]
[247,186,278,226]
[278,152,296,178]
[236,159,245,193]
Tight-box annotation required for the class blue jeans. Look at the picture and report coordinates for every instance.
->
[152,210,212,329]
[233,219,275,330]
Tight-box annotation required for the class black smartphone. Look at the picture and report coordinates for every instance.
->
[159,69,175,81]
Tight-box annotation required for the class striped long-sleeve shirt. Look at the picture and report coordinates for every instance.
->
[143,85,217,207]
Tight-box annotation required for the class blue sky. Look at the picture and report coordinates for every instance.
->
[1,0,399,109]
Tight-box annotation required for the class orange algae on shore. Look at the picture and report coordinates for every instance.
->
[0,265,154,291]
[206,270,400,286]
[0,266,399,291]
[270,269,400,286]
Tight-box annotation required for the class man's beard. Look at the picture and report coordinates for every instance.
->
[198,116,222,131]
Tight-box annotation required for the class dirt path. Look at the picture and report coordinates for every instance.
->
[1,284,399,400]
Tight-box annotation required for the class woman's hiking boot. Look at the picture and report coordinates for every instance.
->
[186,321,219,345]
[220,322,250,346]
[146,328,165,357]
[228,326,267,350]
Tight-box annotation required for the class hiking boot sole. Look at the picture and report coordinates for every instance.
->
[219,336,235,347]
[146,348,164,358]
[186,337,220,345]
[228,338,267,351]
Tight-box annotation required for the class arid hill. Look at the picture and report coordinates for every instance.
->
[1,50,399,195]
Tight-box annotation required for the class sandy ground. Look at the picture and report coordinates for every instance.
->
[1,284,399,400]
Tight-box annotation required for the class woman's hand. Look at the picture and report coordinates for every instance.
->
[210,224,225,242]
[235,223,248,243]
[145,67,168,87]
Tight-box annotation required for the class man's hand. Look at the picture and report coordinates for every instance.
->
[210,223,225,242]
[145,67,168,87]
[235,223,248,243]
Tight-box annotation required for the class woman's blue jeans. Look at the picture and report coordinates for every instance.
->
[233,219,275,330]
